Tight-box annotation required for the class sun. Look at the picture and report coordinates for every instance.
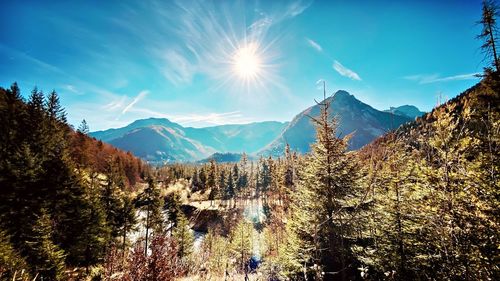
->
[232,43,261,79]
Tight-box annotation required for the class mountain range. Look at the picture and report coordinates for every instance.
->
[259,91,415,156]
[91,118,287,162]
[90,90,422,163]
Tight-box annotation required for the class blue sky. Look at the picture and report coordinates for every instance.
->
[0,0,485,131]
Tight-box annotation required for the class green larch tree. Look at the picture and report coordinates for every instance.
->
[173,212,194,259]
[230,219,253,273]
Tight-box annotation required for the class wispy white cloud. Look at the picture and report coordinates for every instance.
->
[315,78,326,90]
[404,73,480,84]
[65,84,77,93]
[333,60,362,81]
[248,16,273,35]
[62,84,84,95]
[103,96,126,111]
[122,90,149,114]
[161,50,196,85]
[285,0,313,17]
[306,38,322,52]
[125,108,253,127]
[248,0,311,36]
[170,111,251,126]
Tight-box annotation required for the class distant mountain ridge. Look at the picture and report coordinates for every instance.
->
[198,152,251,163]
[91,90,421,163]
[91,120,287,163]
[384,105,425,119]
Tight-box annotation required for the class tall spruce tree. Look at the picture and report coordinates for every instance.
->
[225,170,235,207]
[77,119,89,134]
[117,196,137,255]
[25,209,66,280]
[138,179,164,254]
[286,86,360,280]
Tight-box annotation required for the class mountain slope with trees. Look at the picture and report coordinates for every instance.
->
[354,73,500,280]
[260,90,413,156]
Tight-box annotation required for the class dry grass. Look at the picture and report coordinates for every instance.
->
[164,179,191,203]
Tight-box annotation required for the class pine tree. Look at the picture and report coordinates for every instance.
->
[0,84,26,162]
[355,141,428,280]
[207,159,217,189]
[417,102,500,280]
[231,163,239,191]
[138,179,164,254]
[117,196,137,255]
[198,167,207,192]
[257,156,271,195]
[0,85,147,277]
[225,170,235,201]
[237,154,249,205]
[101,159,125,240]
[46,90,66,124]
[165,192,181,230]
[0,229,29,279]
[61,183,110,271]
[77,119,89,134]
[26,88,47,157]
[202,230,232,277]
[286,87,360,280]
[281,143,295,207]
[207,160,217,206]
[238,153,248,189]
[25,209,66,280]
[214,169,226,207]
[218,169,226,193]
[173,212,194,259]
[230,219,253,273]
[478,0,500,72]
[190,169,200,192]
[285,144,295,186]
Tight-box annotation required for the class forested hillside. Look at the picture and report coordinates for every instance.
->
[354,73,500,280]
[0,84,150,279]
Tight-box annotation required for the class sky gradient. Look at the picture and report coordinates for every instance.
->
[0,0,485,131]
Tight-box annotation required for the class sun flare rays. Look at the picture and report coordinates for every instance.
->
[163,0,286,98]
